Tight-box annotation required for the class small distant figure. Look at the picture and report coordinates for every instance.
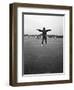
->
[36,27,51,46]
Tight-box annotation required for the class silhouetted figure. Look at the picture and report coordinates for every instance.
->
[36,27,51,46]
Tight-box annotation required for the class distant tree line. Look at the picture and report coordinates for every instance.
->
[24,34,63,39]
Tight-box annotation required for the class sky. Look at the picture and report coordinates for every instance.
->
[24,14,64,35]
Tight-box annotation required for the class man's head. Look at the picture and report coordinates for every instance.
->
[43,27,45,30]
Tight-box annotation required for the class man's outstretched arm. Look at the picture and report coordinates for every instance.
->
[36,29,42,32]
[46,29,52,32]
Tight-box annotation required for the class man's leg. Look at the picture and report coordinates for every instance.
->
[41,37,44,46]
[45,37,47,44]
[42,37,44,44]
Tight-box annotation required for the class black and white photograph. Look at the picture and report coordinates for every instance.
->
[10,3,72,86]
[23,13,64,75]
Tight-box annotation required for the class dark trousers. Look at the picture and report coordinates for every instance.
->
[42,36,47,44]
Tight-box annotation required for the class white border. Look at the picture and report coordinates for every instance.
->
[17,7,70,82]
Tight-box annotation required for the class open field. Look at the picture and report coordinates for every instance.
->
[23,37,63,74]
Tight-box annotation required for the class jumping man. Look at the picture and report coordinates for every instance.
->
[36,27,51,46]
